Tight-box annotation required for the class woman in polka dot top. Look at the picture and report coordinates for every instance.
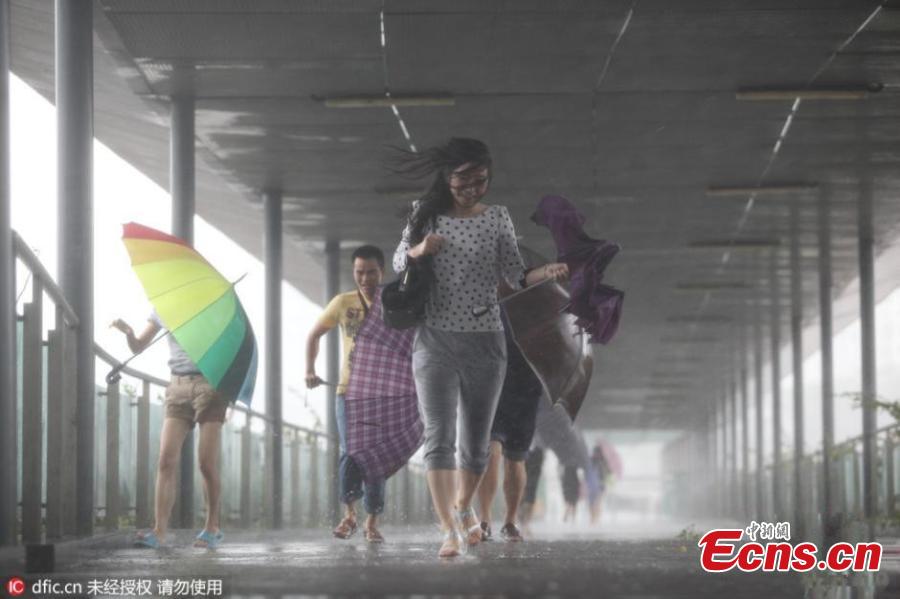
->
[391,138,568,558]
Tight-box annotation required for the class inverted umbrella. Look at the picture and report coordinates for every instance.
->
[344,289,423,483]
[531,195,624,344]
[502,273,593,421]
[109,222,258,406]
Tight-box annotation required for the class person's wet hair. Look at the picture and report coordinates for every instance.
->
[387,137,492,245]
[351,244,385,269]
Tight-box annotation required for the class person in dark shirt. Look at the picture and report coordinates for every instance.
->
[475,308,545,542]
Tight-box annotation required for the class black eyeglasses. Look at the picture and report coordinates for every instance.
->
[449,176,490,191]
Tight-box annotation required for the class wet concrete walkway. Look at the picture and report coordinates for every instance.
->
[2,517,897,597]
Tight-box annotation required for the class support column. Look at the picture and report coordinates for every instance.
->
[705,409,714,515]
[324,239,340,525]
[818,191,836,537]
[707,407,716,515]
[769,251,783,521]
[740,335,750,519]
[713,399,724,515]
[402,466,412,523]
[789,203,805,536]
[719,389,729,516]
[858,180,878,522]
[754,300,765,519]
[0,0,17,547]
[264,188,283,529]
[57,0,94,537]
[729,373,739,516]
[171,95,195,528]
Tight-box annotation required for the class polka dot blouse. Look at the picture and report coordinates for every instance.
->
[393,204,527,332]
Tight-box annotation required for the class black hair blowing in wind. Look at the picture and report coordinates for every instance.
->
[387,138,493,245]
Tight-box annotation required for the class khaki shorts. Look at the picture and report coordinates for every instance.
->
[165,374,228,427]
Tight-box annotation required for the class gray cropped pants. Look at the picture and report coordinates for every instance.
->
[412,325,507,474]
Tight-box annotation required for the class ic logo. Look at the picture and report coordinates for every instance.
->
[6,577,25,597]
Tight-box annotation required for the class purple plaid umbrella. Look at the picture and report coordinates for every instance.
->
[344,289,423,484]
[531,195,624,344]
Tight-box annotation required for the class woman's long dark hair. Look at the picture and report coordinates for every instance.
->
[388,138,492,245]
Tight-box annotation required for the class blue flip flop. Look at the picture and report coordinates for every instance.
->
[133,530,160,549]
[194,529,224,549]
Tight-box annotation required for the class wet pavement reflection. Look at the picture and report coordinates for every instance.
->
[1,520,897,598]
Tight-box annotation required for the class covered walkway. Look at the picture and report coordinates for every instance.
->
[3,1,900,597]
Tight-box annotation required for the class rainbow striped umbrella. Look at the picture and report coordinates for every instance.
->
[120,222,257,405]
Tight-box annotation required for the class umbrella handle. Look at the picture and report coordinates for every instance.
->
[106,363,126,385]
[105,330,171,385]
[471,277,556,318]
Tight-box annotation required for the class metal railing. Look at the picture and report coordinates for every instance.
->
[10,230,431,544]
[664,420,900,542]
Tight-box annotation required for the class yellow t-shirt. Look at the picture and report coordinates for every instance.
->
[316,290,371,395]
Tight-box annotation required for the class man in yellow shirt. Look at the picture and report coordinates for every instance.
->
[305,245,386,542]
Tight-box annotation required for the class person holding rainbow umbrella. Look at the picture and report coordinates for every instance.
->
[110,223,257,550]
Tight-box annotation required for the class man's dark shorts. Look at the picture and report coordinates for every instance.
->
[490,324,544,462]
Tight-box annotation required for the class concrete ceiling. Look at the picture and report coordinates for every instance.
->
[10,0,900,432]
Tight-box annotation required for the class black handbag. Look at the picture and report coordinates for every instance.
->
[382,258,432,330]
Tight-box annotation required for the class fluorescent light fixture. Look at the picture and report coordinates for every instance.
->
[675,281,752,291]
[657,357,704,364]
[647,384,692,391]
[645,395,685,402]
[689,238,781,249]
[736,83,882,101]
[660,336,720,344]
[649,375,695,382]
[603,405,643,414]
[322,95,455,108]
[666,315,733,324]
[651,370,695,377]
[705,184,818,197]
[711,297,787,305]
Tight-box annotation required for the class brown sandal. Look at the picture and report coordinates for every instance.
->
[364,527,385,544]
[480,521,492,542]
[332,516,358,539]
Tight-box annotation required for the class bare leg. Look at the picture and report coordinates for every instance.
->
[426,469,460,556]
[152,418,191,539]
[457,468,486,544]
[503,458,526,526]
[476,442,502,530]
[196,421,223,537]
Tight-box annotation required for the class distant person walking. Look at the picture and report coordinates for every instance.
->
[476,307,545,543]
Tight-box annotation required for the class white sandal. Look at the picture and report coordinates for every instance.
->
[457,507,482,546]
[438,529,461,558]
